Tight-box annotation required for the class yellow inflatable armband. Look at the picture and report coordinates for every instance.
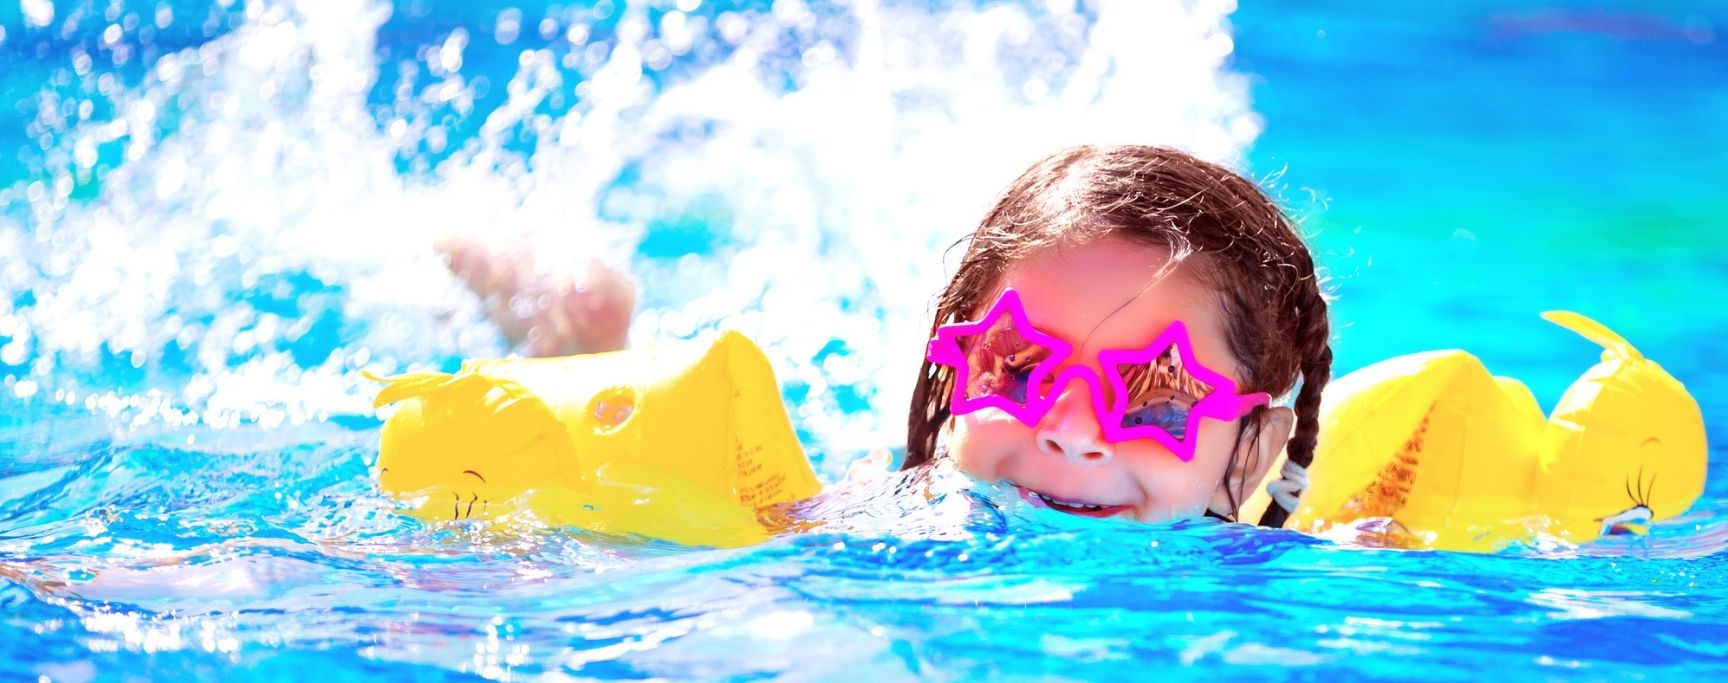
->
[1243,312,1707,552]
[371,331,822,547]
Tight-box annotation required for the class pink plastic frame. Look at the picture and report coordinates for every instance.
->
[926,288,1271,461]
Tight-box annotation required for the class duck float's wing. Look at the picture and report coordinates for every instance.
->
[466,330,821,514]
[1534,311,1707,543]
[1242,351,1466,535]
[1268,350,1545,550]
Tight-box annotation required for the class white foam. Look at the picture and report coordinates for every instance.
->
[1,0,1258,469]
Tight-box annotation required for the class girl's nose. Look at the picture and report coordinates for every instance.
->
[1034,377,1114,467]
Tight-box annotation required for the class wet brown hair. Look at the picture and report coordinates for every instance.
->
[902,145,1331,528]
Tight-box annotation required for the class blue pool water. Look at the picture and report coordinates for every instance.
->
[3,0,1727,679]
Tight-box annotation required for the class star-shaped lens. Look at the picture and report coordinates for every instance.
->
[927,289,1074,427]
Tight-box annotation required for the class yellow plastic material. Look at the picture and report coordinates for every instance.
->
[371,331,822,547]
[1242,312,1708,552]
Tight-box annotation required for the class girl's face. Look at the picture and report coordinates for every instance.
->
[945,236,1289,522]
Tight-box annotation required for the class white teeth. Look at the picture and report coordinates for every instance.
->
[1036,492,1106,510]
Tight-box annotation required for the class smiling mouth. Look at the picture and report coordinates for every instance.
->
[1017,486,1131,518]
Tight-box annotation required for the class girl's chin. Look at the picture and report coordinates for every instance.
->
[1016,486,1134,519]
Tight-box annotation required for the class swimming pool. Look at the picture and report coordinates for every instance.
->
[3,0,1726,679]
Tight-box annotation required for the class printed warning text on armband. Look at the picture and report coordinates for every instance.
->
[734,441,766,480]
[733,437,792,506]
[736,473,787,508]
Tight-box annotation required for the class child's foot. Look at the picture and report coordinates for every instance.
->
[436,237,636,356]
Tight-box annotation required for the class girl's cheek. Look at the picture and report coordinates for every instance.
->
[944,416,987,472]
[1121,442,1224,519]
[946,413,1019,478]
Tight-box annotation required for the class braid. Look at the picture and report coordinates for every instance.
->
[1256,256,1332,528]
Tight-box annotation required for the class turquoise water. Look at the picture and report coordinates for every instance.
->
[3,1,1726,680]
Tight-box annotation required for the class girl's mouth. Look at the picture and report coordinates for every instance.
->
[1017,486,1130,519]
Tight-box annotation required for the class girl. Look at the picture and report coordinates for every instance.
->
[443,144,1330,527]
[904,145,1331,527]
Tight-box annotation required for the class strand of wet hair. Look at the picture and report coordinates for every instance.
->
[905,279,975,469]
[905,356,951,469]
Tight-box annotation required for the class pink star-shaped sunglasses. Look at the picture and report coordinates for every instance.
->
[926,288,1270,461]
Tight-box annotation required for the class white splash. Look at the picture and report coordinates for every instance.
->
[0,0,1258,472]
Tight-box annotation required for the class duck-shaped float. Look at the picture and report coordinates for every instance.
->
[1243,312,1709,551]
[369,331,820,547]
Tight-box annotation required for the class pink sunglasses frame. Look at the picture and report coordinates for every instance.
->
[926,288,1271,461]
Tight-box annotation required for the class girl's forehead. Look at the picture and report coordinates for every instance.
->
[1000,240,1230,359]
